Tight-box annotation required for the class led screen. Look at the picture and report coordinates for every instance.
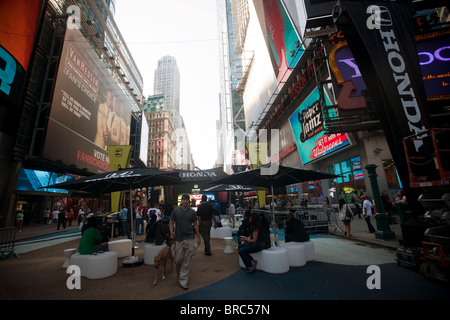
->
[16,168,73,194]
[289,87,351,165]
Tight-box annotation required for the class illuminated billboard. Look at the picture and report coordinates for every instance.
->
[43,28,132,174]
[417,32,450,101]
[16,168,73,194]
[289,87,351,165]
[329,31,450,109]
[0,0,43,105]
[253,0,304,89]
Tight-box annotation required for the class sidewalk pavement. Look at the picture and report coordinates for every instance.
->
[13,222,82,242]
[329,214,401,251]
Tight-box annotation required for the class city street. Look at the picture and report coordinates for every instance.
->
[1,217,449,303]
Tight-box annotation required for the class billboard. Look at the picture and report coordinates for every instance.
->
[43,28,132,174]
[16,168,74,194]
[417,32,450,101]
[253,0,304,89]
[289,87,351,165]
[334,1,431,190]
[0,0,44,105]
[328,31,450,110]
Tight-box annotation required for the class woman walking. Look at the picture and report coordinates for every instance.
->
[338,198,354,236]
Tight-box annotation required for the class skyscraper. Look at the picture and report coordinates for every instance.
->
[153,55,180,116]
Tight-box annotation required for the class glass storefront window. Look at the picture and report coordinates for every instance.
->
[327,156,366,203]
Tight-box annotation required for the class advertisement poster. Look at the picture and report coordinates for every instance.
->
[253,0,304,88]
[289,87,351,165]
[43,28,132,174]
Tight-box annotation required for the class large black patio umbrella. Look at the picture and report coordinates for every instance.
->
[44,168,182,264]
[203,184,265,192]
[212,164,339,244]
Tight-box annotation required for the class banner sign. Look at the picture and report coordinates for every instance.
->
[334,1,431,186]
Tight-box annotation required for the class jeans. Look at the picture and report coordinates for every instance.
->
[365,215,376,233]
[238,242,263,269]
[136,218,144,235]
[121,220,129,236]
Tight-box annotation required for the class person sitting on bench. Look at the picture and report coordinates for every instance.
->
[285,212,309,243]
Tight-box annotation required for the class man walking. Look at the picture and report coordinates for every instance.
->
[361,195,376,233]
[197,194,216,256]
[170,194,201,290]
[119,205,129,236]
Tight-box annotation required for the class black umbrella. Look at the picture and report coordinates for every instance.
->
[44,168,182,264]
[46,168,182,194]
[213,164,339,244]
[203,184,265,192]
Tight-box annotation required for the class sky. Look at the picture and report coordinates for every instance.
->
[113,0,221,170]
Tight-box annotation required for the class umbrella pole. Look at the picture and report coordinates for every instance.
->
[271,180,278,246]
[123,186,143,267]
[130,187,135,256]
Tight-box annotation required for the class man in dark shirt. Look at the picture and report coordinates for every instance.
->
[196,194,216,255]
[285,212,310,242]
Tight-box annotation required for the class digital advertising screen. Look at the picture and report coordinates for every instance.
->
[0,0,43,106]
[16,168,74,194]
[289,87,351,165]
[417,32,450,101]
[43,28,132,174]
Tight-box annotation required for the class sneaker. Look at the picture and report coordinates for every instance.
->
[251,260,257,271]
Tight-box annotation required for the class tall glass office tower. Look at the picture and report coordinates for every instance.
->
[153,55,181,117]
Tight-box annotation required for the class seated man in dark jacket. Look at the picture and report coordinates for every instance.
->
[285,212,309,242]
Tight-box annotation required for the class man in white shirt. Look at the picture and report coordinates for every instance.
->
[135,203,144,235]
[228,201,236,228]
[147,204,161,221]
[51,208,59,227]
[361,195,376,233]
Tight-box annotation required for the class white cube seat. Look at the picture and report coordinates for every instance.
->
[210,226,232,239]
[108,239,132,258]
[71,251,118,279]
[239,246,289,274]
[281,242,307,267]
[304,240,315,261]
[144,243,166,265]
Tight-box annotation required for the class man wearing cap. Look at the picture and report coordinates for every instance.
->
[170,194,201,290]
[361,195,376,233]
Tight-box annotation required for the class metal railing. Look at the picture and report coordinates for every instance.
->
[250,207,341,234]
[0,227,19,259]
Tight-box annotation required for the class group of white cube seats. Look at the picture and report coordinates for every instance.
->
[67,226,315,279]
[238,240,315,274]
[68,239,132,279]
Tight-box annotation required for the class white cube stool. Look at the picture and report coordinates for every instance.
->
[238,246,289,274]
[304,240,315,261]
[210,227,232,239]
[63,248,77,268]
[71,251,118,279]
[224,237,234,254]
[281,242,307,267]
[108,239,132,258]
[144,243,166,265]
